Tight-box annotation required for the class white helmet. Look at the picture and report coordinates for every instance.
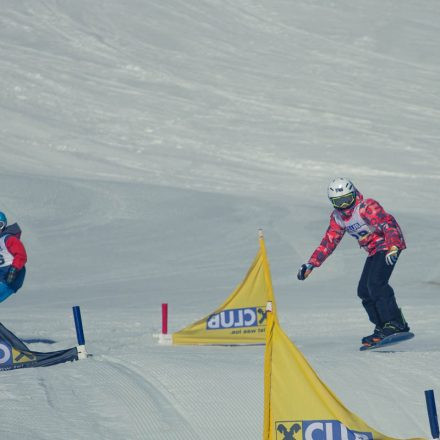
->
[327,178,356,209]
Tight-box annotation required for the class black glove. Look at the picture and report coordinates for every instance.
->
[6,267,18,285]
[297,263,314,281]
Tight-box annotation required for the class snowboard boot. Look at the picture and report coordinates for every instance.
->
[372,320,409,343]
[370,309,410,344]
[361,326,383,347]
[397,308,410,332]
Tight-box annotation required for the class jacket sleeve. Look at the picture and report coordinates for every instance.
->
[5,236,27,270]
[308,214,345,267]
[359,199,406,250]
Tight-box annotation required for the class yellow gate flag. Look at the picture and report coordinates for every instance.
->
[173,231,276,345]
[263,309,425,440]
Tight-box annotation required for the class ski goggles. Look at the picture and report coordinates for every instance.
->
[330,192,355,209]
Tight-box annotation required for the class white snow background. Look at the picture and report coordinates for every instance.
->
[1,1,440,439]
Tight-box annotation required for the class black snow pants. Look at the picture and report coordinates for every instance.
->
[357,251,401,327]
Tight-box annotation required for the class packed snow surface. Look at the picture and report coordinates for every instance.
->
[1,1,440,438]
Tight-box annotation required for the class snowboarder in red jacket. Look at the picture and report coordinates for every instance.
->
[0,212,27,303]
[297,178,409,347]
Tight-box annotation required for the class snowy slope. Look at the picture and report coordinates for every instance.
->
[1,1,440,438]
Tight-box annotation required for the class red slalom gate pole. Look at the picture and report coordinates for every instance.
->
[162,303,168,334]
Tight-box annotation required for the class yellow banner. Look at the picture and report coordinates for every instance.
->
[263,309,425,440]
[173,232,276,345]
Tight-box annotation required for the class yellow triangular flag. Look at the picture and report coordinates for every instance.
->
[12,348,36,364]
[173,230,276,345]
[263,309,425,440]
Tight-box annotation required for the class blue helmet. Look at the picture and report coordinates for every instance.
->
[0,212,7,230]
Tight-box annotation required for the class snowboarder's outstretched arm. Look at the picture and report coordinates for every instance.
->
[297,215,345,280]
[308,215,346,267]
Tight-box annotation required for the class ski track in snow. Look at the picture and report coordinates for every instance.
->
[90,357,200,439]
[0,0,439,439]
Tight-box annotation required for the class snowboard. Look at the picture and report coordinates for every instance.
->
[359,331,414,351]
